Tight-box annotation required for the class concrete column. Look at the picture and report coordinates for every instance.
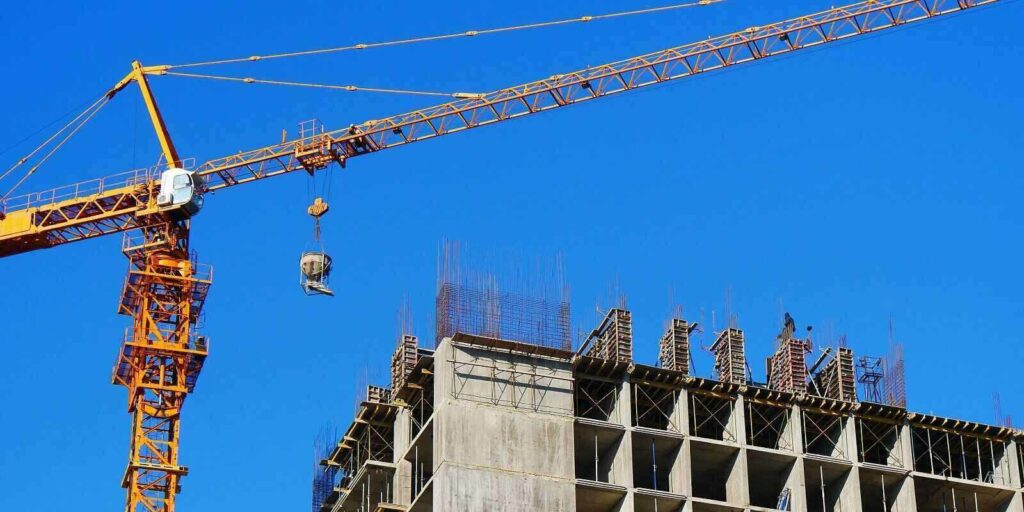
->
[736,395,749,446]
[727,448,751,506]
[392,407,414,505]
[793,404,807,455]
[678,387,692,437]
[790,457,809,512]
[1007,440,1023,488]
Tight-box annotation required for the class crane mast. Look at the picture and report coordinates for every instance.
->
[0,1,1001,511]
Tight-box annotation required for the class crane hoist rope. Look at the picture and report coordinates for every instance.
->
[167,0,721,69]
[161,71,482,98]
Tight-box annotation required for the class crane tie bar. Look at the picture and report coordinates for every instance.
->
[166,0,722,69]
[161,71,483,98]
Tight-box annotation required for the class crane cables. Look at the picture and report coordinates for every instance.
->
[156,0,723,97]
[1,92,110,200]
[0,1,722,200]
[166,1,722,70]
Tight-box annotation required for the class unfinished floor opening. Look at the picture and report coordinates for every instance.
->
[690,439,741,503]
[632,382,681,433]
[746,449,797,510]
[576,376,620,424]
[746,400,793,452]
[914,476,1017,512]
[575,424,626,484]
[911,426,1014,485]
[857,417,903,467]
[859,467,906,512]
[805,459,854,512]
[631,431,683,493]
[690,391,737,443]
[804,409,848,460]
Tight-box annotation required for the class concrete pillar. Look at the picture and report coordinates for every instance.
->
[736,395,749,446]
[793,404,807,455]
[392,407,414,505]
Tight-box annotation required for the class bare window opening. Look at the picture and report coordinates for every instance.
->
[406,428,434,501]
[914,477,1017,512]
[409,383,434,441]
[803,410,847,459]
[576,377,619,423]
[856,418,903,467]
[1019,446,1024,489]
[632,383,680,432]
[631,433,682,492]
[690,392,736,442]
[576,483,627,512]
[911,427,1013,485]
[690,441,740,502]
[746,401,793,451]
[747,450,796,510]
[859,468,905,512]
[805,460,852,512]
[575,425,624,484]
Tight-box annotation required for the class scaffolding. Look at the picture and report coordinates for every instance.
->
[856,356,885,404]
[746,399,794,451]
[803,409,848,460]
[581,308,633,363]
[711,328,746,384]
[448,337,574,415]
[312,427,339,512]
[690,391,737,442]
[856,417,904,467]
[911,425,1013,485]
[658,318,693,375]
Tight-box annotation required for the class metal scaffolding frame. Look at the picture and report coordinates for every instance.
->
[690,391,736,442]
[575,376,619,423]
[408,382,434,441]
[345,467,396,512]
[448,342,574,415]
[746,400,794,451]
[803,410,848,460]
[632,382,681,433]
[856,417,904,468]
[911,426,1013,485]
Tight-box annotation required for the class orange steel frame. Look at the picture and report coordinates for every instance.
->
[113,220,211,512]
[0,0,1002,510]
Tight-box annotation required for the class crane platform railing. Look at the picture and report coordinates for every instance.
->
[0,159,195,216]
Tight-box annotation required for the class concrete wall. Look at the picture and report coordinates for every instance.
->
[430,338,576,511]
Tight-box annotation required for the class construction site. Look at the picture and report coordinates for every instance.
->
[0,0,1019,511]
[309,251,1023,512]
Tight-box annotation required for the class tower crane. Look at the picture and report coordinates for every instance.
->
[0,1,1001,510]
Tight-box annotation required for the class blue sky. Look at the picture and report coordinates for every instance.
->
[1,0,1021,510]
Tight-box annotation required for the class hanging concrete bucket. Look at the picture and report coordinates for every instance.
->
[299,251,334,296]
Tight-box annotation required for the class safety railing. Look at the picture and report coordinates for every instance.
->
[1,158,195,216]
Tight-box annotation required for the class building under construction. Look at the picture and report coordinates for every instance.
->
[312,275,1024,512]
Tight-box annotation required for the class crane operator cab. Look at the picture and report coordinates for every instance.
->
[155,168,203,218]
